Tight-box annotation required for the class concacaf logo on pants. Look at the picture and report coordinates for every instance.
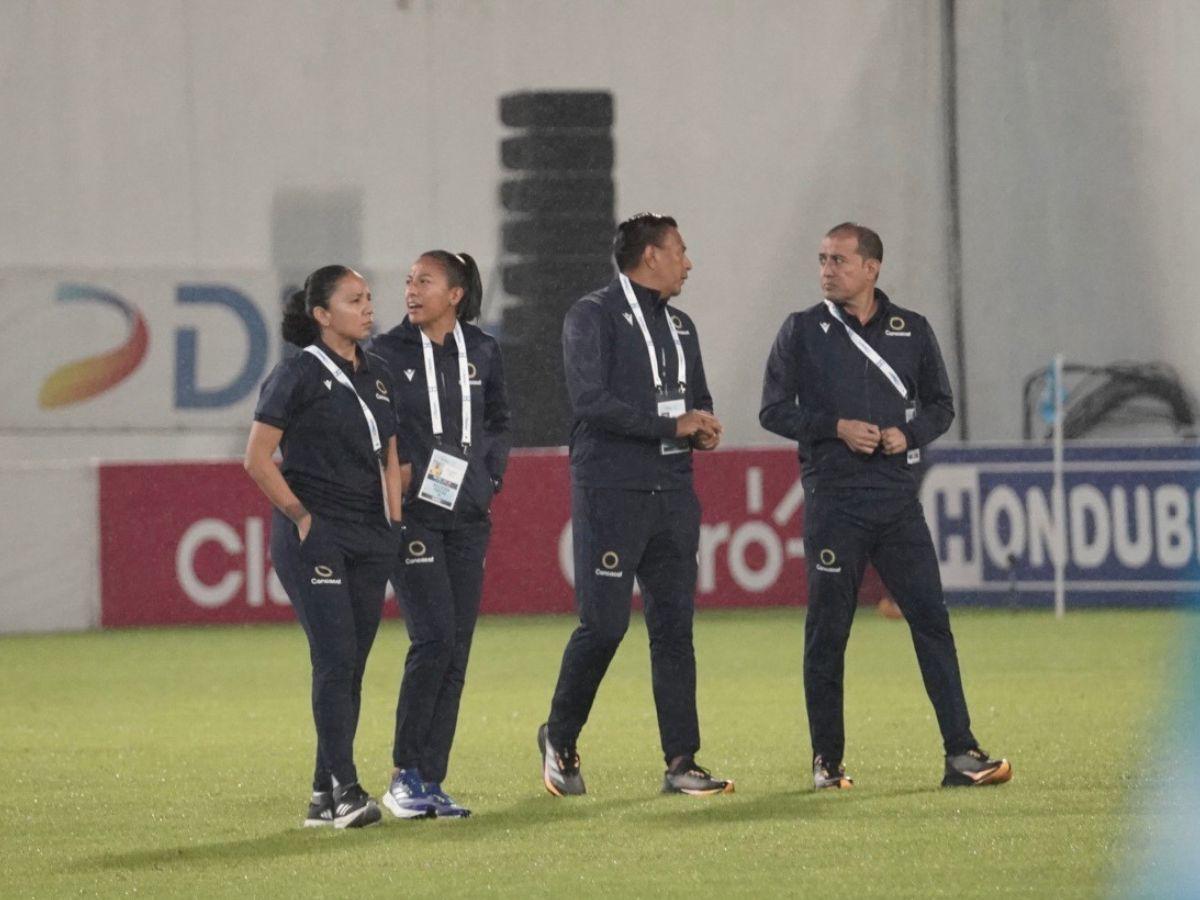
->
[406,540,435,566]
[815,548,842,574]
[595,550,623,578]
[311,564,343,585]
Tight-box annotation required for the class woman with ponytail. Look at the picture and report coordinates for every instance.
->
[368,250,512,819]
[244,265,406,829]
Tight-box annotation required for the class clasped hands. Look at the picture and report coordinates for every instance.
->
[837,419,908,455]
[676,409,723,451]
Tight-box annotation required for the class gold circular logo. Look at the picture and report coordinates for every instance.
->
[467,362,478,380]
[888,316,905,331]
[408,541,427,557]
[819,549,837,566]
[314,565,334,578]
[601,551,620,570]
[375,379,387,394]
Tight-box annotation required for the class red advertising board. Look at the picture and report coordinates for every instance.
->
[99,448,881,627]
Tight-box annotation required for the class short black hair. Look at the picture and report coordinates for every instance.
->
[825,222,883,263]
[613,212,678,272]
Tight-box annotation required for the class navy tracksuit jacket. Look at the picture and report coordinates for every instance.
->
[760,288,978,762]
[547,276,713,763]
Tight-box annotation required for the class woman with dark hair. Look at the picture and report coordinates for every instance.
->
[244,265,405,829]
[368,250,512,819]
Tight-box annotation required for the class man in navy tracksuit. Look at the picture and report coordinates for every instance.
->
[538,213,734,797]
[759,222,1012,789]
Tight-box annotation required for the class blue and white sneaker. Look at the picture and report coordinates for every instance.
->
[424,782,471,818]
[382,768,437,820]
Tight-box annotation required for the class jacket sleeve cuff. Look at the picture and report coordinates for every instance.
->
[654,415,679,440]
[813,413,839,441]
[899,423,919,448]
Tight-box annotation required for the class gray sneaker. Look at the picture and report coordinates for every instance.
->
[538,723,585,797]
[942,747,1012,787]
[813,755,854,790]
[661,758,734,796]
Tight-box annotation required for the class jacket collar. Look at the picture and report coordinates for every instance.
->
[315,337,368,373]
[393,316,465,352]
[618,276,666,315]
[825,288,892,330]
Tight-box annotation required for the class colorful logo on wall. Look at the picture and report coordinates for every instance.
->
[38,284,150,409]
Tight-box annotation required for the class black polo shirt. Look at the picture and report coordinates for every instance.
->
[254,339,403,522]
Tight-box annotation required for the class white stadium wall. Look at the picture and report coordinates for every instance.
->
[0,0,954,461]
[0,462,99,633]
[4,1,1196,458]
[955,0,1200,440]
[2,2,1199,631]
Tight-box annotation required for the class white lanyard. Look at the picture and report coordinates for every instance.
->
[619,273,686,393]
[419,320,472,451]
[823,300,909,400]
[303,344,391,522]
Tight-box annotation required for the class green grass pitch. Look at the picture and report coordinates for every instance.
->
[0,608,1185,897]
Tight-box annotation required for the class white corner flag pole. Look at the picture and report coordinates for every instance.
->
[1052,353,1066,619]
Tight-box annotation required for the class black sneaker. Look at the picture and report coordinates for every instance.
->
[303,790,334,828]
[942,747,1012,787]
[537,723,585,796]
[662,758,734,796]
[331,782,382,829]
[813,755,854,790]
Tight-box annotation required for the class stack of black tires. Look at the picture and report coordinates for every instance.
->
[498,90,615,447]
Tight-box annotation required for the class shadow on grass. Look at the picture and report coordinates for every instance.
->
[73,795,649,873]
[632,784,939,826]
[75,783,1026,874]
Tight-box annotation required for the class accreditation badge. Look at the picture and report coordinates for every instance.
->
[417,447,469,510]
[904,403,921,465]
[657,392,690,456]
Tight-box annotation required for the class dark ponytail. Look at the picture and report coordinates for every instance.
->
[281,264,354,347]
[422,250,483,322]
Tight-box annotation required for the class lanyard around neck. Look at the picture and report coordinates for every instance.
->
[619,273,686,393]
[823,300,908,400]
[303,344,391,521]
[419,320,472,450]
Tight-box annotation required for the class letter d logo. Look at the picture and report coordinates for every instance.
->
[175,285,268,408]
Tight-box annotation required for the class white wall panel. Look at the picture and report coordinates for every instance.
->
[3,0,1195,455]
[0,462,98,633]
[956,0,1200,439]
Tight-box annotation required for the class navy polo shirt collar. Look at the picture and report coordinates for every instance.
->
[314,337,369,374]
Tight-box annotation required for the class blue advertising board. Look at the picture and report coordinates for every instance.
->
[921,443,1200,607]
